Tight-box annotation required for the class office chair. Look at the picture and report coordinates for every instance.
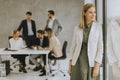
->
[50,41,68,77]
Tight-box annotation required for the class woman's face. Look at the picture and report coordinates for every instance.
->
[84,7,96,22]
[13,31,20,38]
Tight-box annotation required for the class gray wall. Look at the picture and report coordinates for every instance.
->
[0,0,84,52]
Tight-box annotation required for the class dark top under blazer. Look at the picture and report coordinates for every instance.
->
[35,36,49,48]
[17,19,36,37]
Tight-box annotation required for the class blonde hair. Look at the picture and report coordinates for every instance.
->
[12,30,19,36]
[79,3,95,29]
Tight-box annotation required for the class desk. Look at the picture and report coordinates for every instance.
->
[0,48,50,78]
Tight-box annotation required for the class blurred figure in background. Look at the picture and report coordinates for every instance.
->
[45,10,63,36]
[107,18,120,80]
[29,30,49,72]
[38,28,62,76]
[45,28,62,59]
[9,30,27,73]
[17,11,36,48]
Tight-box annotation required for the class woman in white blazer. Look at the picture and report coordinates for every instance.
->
[68,3,103,80]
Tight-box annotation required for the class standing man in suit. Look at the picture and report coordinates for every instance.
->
[45,10,63,36]
[17,11,36,48]
[29,30,49,72]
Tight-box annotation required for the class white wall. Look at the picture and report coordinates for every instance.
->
[107,0,120,18]
[85,0,94,4]
[96,0,103,24]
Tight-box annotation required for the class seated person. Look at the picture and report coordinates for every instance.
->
[29,30,49,72]
[9,30,27,73]
[39,28,63,76]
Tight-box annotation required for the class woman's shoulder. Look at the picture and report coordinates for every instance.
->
[93,21,102,27]
[74,24,80,30]
[92,22,102,31]
[14,37,23,42]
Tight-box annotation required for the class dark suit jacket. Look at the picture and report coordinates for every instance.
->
[17,19,36,37]
[35,36,49,48]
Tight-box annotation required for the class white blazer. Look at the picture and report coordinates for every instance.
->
[70,22,103,67]
[107,19,120,65]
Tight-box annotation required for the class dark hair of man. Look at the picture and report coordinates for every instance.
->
[37,30,44,34]
[26,11,32,15]
[48,10,55,15]
[45,28,53,33]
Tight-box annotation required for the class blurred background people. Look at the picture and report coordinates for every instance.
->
[39,28,63,76]
[29,30,49,72]
[17,11,36,48]
[45,28,62,59]
[9,30,27,73]
[45,10,63,36]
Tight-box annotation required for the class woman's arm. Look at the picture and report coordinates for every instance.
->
[69,26,77,60]
[95,24,103,65]
[93,24,103,78]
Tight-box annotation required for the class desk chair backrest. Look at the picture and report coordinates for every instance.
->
[50,41,68,76]
[8,36,13,47]
[61,41,67,59]
[8,36,13,40]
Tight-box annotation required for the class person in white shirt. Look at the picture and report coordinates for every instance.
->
[9,30,27,73]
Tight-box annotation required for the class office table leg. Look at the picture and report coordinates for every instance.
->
[0,55,2,63]
[46,54,49,80]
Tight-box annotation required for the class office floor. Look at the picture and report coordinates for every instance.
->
[0,55,103,80]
